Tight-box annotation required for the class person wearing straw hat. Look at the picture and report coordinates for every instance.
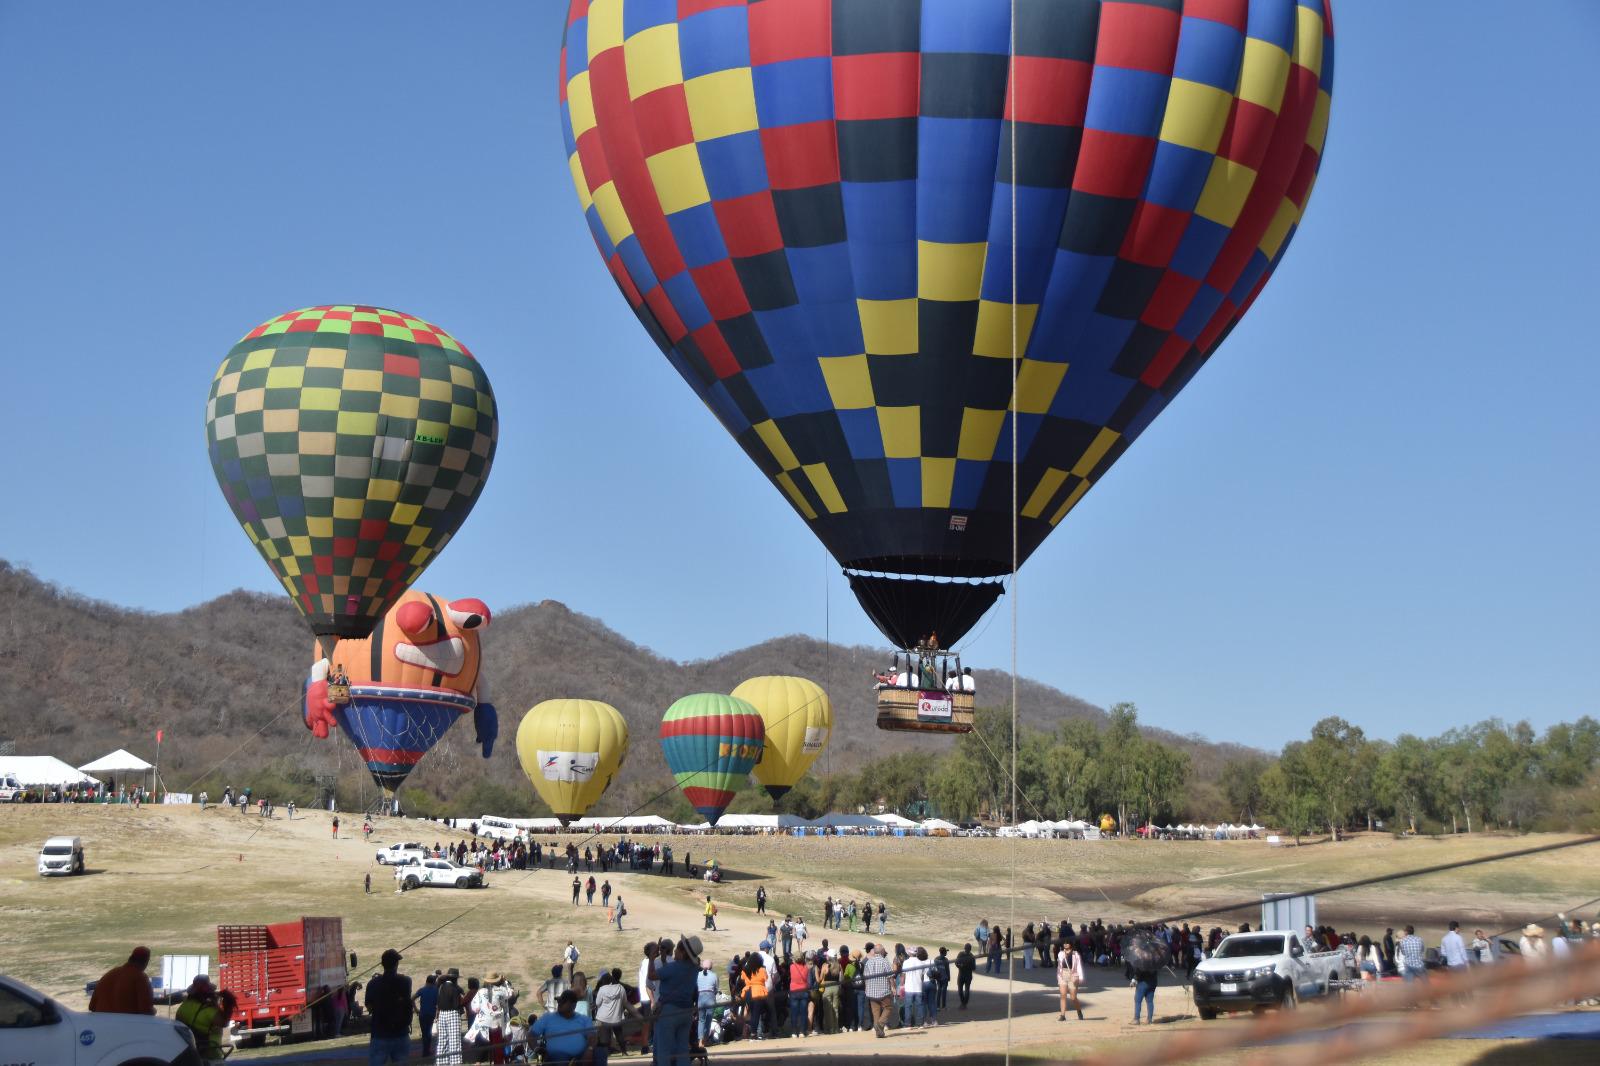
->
[465,970,511,1062]
[653,936,702,1066]
[1519,924,1548,961]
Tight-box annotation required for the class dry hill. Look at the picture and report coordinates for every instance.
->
[0,560,1255,814]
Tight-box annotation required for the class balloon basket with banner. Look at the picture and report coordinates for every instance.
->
[875,688,974,734]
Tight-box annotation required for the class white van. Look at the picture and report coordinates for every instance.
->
[0,772,28,802]
[38,836,85,876]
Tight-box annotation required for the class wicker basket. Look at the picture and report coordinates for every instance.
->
[876,688,975,734]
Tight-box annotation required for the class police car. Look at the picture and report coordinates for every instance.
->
[0,973,201,1065]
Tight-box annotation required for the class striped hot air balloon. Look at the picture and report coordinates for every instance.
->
[659,693,766,823]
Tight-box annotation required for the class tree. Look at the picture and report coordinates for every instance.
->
[1261,764,1319,844]
[1220,755,1271,823]
[1299,716,1370,838]
[1373,735,1432,833]
[1098,703,1143,834]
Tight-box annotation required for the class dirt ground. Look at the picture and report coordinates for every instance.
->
[2,804,1596,1065]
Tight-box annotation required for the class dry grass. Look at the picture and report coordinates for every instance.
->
[3,805,1597,1066]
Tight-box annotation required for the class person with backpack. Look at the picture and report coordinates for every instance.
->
[932,947,951,1012]
[364,948,414,1065]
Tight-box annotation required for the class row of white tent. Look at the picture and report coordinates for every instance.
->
[472,811,932,835]
[1158,822,1266,834]
[0,749,154,787]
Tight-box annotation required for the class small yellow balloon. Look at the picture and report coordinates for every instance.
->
[731,676,833,801]
[516,699,629,823]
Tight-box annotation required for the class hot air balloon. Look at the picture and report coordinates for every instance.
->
[559,1,1334,728]
[731,676,832,801]
[516,699,630,823]
[302,590,498,807]
[659,693,765,823]
[206,305,497,641]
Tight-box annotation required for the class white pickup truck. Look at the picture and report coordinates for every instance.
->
[395,857,485,890]
[0,973,202,1065]
[1192,931,1349,1018]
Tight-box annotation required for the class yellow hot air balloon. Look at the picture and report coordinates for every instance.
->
[732,676,833,802]
[516,699,629,824]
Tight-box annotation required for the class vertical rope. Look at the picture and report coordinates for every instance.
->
[1005,2,1020,1061]
[823,544,832,775]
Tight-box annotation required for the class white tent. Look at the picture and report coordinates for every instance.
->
[872,812,919,828]
[714,813,809,830]
[571,814,677,832]
[78,749,154,774]
[0,756,98,787]
[921,817,961,832]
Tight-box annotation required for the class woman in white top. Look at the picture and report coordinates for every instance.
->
[1056,942,1084,1020]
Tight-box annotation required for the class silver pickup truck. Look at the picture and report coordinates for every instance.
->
[1192,931,1349,1018]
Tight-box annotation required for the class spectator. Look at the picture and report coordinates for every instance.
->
[89,947,155,1015]
[363,948,413,1066]
[531,990,592,1066]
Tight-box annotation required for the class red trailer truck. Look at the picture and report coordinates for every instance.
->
[217,917,347,1043]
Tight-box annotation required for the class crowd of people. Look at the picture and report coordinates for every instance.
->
[83,891,1600,1064]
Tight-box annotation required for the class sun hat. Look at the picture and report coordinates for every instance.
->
[1524,924,1544,937]
[485,971,503,983]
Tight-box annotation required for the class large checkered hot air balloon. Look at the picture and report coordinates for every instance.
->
[559,0,1334,654]
[205,306,497,641]
[660,693,766,823]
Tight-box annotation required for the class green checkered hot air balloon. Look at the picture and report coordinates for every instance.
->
[204,305,497,640]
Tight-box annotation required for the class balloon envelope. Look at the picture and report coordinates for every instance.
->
[517,699,630,823]
[206,305,497,639]
[302,589,496,795]
[559,1,1334,647]
[732,676,833,801]
[659,693,765,823]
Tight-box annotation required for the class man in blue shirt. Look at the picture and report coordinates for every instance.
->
[532,991,592,1064]
[412,972,439,1057]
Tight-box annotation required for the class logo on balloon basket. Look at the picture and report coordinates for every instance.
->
[539,750,599,783]
[917,694,953,722]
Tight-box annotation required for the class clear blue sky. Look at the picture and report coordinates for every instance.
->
[1,2,1594,750]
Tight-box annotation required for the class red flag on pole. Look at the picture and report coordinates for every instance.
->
[156,730,164,744]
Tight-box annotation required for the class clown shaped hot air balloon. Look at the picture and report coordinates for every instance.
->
[732,676,832,801]
[206,305,497,641]
[659,693,765,823]
[516,699,630,823]
[559,1,1334,727]
[303,590,498,803]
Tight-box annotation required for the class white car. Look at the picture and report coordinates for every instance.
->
[1192,931,1350,1017]
[374,841,429,865]
[0,973,202,1065]
[38,836,86,876]
[395,858,485,890]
